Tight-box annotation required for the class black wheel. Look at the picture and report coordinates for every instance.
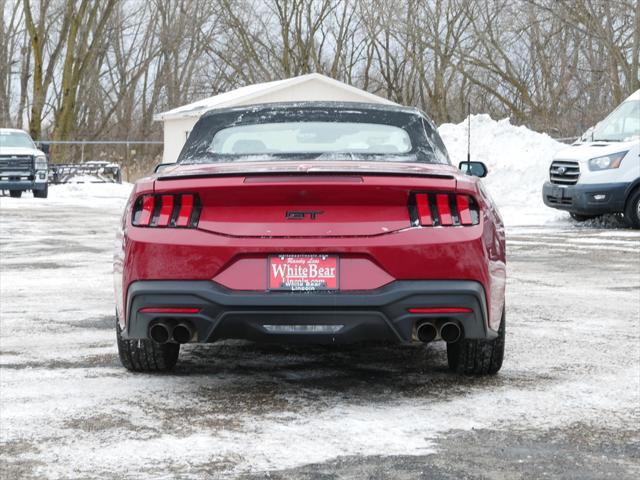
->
[569,212,597,222]
[9,190,22,198]
[623,188,640,229]
[116,317,179,372]
[447,309,505,375]
[33,184,48,198]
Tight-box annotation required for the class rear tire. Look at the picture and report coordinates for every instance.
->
[569,212,597,222]
[623,189,640,229]
[447,309,505,375]
[116,317,179,372]
[9,190,22,198]
[33,184,48,198]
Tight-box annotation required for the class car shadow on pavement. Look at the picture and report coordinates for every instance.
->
[165,340,524,402]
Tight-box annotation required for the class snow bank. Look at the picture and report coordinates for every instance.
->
[438,114,566,226]
[0,182,132,210]
[61,174,113,184]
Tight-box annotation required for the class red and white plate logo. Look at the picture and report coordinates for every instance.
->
[268,255,339,291]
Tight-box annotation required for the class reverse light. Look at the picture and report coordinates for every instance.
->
[132,193,201,228]
[413,193,479,227]
[588,151,627,171]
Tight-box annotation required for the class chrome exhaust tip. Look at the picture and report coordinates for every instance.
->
[172,322,194,344]
[416,322,437,343]
[149,322,171,344]
[440,322,461,343]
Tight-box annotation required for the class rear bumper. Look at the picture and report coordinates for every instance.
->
[123,280,495,344]
[542,181,629,215]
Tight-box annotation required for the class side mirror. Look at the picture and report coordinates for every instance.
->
[458,161,488,178]
[154,162,174,173]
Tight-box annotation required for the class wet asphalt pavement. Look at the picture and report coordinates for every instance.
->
[1,192,639,479]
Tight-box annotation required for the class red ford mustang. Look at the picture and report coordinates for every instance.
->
[114,103,506,375]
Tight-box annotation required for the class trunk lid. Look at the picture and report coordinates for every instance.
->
[154,161,458,238]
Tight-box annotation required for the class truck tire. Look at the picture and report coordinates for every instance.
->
[447,309,505,375]
[569,212,597,222]
[9,190,22,198]
[33,184,48,199]
[624,189,640,229]
[116,317,180,372]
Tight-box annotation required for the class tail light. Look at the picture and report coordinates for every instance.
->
[132,193,201,228]
[138,307,201,314]
[411,192,479,227]
[408,307,473,314]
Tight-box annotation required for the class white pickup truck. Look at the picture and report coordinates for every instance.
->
[0,128,48,198]
[543,90,640,228]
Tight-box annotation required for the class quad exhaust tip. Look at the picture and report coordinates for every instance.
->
[149,321,194,344]
[172,323,194,344]
[440,322,461,343]
[149,323,170,344]
[416,322,438,343]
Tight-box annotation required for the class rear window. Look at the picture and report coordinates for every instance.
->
[178,105,451,165]
[209,122,412,155]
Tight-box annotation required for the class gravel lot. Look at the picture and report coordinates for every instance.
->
[1,187,639,479]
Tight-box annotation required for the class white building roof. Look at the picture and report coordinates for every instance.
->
[624,89,639,102]
[154,73,396,122]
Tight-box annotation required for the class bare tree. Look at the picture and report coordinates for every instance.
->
[0,0,27,126]
[23,0,73,139]
[51,0,118,153]
[5,0,637,172]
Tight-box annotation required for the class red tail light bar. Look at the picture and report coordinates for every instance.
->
[138,307,201,314]
[132,193,201,228]
[412,192,479,227]
[408,307,473,314]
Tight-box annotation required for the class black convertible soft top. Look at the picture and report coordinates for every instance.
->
[177,102,451,165]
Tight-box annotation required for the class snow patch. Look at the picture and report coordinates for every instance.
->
[0,182,132,209]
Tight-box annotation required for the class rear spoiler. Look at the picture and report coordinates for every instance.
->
[158,170,455,181]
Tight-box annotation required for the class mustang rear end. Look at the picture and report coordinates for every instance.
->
[114,103,506,375]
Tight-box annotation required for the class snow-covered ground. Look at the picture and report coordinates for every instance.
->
[1,118,639,478]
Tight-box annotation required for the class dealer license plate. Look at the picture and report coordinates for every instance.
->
[268,255,339,291]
